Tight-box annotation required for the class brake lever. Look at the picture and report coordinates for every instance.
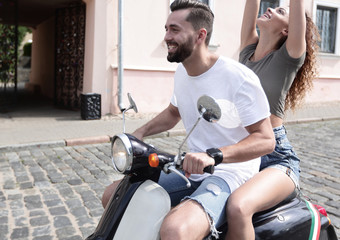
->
[165,165,191,188]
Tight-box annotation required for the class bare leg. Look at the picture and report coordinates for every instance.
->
[160,200,211,240]
[225,168,295,240]
[102,180,122,208]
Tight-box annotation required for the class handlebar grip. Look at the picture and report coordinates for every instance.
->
[203,165,214,174]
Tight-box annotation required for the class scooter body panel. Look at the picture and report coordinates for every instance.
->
[113,180,171,240]
[254,197,312,240]
[254,196,337,240]
[217,194,337,240]
[253,196,337,240]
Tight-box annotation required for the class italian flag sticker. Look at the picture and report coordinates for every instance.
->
[305,200,321,240]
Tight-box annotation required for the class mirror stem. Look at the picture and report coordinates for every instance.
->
[176,108,206,165]
[122,107,131,133]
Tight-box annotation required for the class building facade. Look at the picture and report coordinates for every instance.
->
[2,0,340,115]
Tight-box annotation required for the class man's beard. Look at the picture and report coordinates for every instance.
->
[167,36,194,63]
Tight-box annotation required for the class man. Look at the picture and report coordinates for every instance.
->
[102,1,275,239]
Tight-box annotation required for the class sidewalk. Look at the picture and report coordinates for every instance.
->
[1,99,340,149]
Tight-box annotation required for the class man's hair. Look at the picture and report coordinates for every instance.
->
[170,0,214,45]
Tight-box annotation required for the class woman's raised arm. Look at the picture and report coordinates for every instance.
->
[240,0,261,50]
[286,0,306,58]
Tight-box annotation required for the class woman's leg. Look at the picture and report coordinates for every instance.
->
[225,167,295,240]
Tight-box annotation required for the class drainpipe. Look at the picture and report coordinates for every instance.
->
[118,0,124,111]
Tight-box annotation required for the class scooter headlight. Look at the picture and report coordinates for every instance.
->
[111,134,133,173]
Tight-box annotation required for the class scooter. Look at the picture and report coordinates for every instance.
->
[86,93,338,240]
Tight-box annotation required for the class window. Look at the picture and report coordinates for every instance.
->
[198,0,209,5]
[314,1,340,55]
[259,0,280,18]
[316,6,337,53]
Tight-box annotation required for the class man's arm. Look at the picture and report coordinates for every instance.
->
[183,117,275,176]
[132,103,181,140]
[220,117,275,163]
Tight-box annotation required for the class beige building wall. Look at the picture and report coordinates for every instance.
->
[28,17,55,98]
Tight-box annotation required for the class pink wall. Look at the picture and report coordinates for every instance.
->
[111,68,175,113]
[306,78,340,103]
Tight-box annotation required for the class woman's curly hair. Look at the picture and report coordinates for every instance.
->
[285,14,320,111]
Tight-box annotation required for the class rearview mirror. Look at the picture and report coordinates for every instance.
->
[127,93,138,113]
[197,95,221,123]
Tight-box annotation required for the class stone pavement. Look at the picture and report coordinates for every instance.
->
[0,120,340,240]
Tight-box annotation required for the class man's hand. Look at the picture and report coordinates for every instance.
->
[183,152,215,178]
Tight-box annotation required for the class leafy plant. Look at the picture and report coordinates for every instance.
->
[0,24,16,84]
[0,24,31,84]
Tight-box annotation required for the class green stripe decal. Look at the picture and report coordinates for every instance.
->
[305,200,321,240]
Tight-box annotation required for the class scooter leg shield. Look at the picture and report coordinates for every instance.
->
[113,180,171,240]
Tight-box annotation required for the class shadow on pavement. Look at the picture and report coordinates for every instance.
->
[0,86,81,121]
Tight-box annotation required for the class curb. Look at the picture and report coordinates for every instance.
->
[65,135,111,146]
[1,117,339,152]
[284,116,340,124]
[0,129,187,152]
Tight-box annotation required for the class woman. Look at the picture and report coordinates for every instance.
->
[225,0,319,239]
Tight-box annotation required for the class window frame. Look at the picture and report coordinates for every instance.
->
[313,1,340,56]
[259,0,286,16]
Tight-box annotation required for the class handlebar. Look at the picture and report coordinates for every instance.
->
[203,165,215,174]
[159,152,215,174]
[138,140,215,188]
[178,152,215,175]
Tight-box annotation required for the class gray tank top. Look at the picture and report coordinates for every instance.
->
[239,42,305,119]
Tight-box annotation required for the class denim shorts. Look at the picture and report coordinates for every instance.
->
[158,172,231,238]
[260,125,300,188]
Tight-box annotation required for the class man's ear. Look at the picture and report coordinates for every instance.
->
[197,28,207,44]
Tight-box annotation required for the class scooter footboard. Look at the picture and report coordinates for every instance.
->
[113,180,171,240]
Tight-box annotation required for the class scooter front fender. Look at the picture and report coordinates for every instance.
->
[86,176,140,240]
[86,177,171,240]
[113,179,171,240]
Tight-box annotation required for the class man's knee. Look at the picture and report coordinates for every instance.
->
[160,215,187,240]
[160,200,210,240]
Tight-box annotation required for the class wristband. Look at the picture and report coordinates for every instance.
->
[206,148,223,166]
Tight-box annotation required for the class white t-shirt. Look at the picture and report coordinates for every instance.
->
[170,56,270,192]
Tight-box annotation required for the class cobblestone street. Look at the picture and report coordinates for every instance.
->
[0,120,339,239]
